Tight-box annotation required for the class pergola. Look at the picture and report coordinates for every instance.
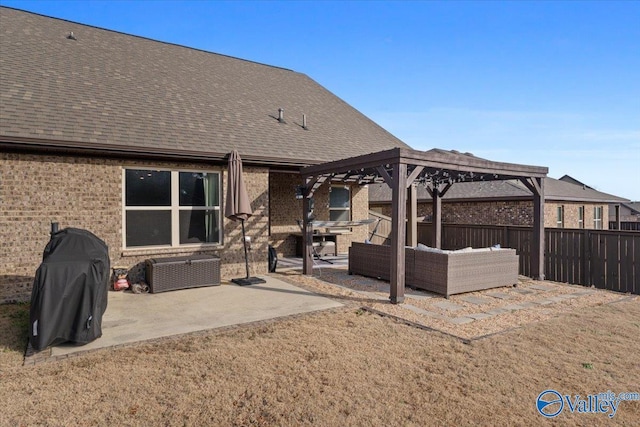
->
[299,147,548,304]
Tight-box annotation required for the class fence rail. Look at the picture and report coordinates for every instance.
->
[609,221,640,231]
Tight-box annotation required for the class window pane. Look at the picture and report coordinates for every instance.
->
[179,172,219,207]
[330,209,350,222]
[126,211,171,247]
[179,210,220,244]
[330,187,350,208]
[125,170,171,206]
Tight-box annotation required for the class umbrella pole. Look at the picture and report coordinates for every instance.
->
[241,218,250,279]
[231,219,266,286]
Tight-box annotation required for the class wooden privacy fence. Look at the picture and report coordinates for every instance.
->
[414,223,639,295]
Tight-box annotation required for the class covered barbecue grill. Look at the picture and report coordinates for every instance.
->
[29,228,110,351]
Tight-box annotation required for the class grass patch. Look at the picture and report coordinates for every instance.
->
[9,302,30,339]
[0,303,30,366]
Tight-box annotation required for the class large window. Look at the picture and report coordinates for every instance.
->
[124,169,221,248]
[594,206,603,230]
[329,185,351,222]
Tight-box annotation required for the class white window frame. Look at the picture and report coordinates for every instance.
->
[329,185,353,232]
[578,206,585,229]
[122,168,222,249]
[556,205,564,228]
[594,206,603,230]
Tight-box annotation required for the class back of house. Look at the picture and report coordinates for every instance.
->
[0,6,410,303]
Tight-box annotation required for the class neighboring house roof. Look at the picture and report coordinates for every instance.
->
[543,178,628,203]
[610,202,640,218]
[0,7,409,167]
[627,202,640,213]
[558,174,594,190]
[369,176,629,204]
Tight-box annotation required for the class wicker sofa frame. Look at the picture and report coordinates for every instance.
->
[348,242,519,297]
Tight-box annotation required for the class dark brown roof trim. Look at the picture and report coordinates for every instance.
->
[0,136,317,168]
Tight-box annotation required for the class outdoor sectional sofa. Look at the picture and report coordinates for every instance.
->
[348,242,519,297]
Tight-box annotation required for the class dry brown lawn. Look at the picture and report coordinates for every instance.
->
[1,283,639,426]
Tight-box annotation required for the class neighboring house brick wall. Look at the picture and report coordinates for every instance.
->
[370,200,610,229]
[444,201,532,226]
[370,200,532,226]
[1,152,268,303]
[545,202,609,229]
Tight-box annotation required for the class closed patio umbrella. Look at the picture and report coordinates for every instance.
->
[225,150,266,286]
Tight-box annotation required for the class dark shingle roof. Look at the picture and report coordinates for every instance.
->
[369,177,629,204]
[627,202,640,212]
[0,7,409,166]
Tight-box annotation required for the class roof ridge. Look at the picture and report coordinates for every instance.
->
[0,5,296,74]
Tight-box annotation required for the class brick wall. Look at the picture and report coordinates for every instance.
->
[268,172,304,257]
[1,152,268,303]
[545,202,610,229]
[371,199,610,229]
[371,200,533,226]
[268,173,369,257]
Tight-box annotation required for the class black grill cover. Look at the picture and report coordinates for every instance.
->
[29,228,110,351]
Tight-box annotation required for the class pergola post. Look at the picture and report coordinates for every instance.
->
[390,162,407,304]
[302,189,314,276]
[432,187,442,249]
[531,177,545,280]
[407,183,418,247]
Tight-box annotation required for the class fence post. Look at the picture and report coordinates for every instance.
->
[581,229,590,286]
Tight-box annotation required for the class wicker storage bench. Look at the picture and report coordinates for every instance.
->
[349,242,518,297]
[146,255,220,293]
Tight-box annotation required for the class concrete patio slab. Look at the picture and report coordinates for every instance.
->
[460,296,492,305]
[511,288,535,295]
[528,284,554,291]
[467,313,494,320]
[571,290,596,296]
[486,292,513,300]
[403,304,448,320]
[49,275,343,358]
[448,317,475,325]
[434,301,464,311]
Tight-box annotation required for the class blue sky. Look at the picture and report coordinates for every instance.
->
[4,1,639,200]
